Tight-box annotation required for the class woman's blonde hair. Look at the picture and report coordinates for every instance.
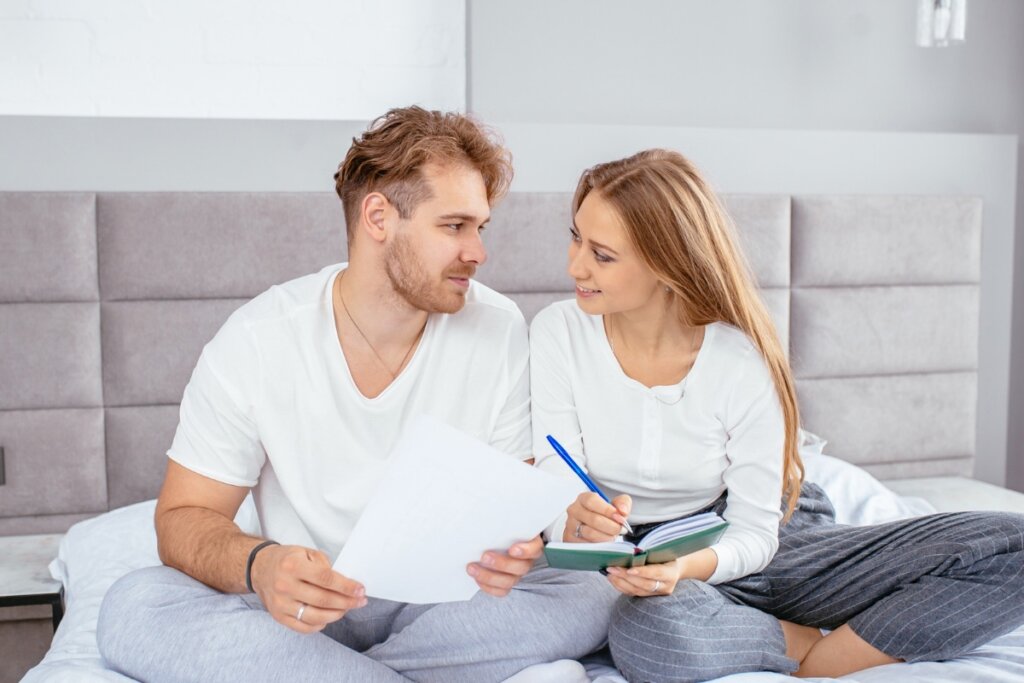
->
[573,149,803,519]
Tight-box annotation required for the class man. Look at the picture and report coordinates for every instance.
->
[97,107,616,682]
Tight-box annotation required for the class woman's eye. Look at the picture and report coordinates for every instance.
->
[569,228,581,242]
[594,251,613,263]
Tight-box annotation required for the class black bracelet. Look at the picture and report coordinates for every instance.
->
[245,540,279,593]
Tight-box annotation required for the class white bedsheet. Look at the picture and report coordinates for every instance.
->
[23,453,1024,683]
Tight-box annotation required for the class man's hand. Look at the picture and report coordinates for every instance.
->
[466,535,543,597]
[250,543,368,634]
[563,492,632,542]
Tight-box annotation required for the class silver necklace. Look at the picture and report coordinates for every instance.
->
[337,273,424,380]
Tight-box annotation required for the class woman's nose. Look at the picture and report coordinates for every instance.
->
[567,245,587,279]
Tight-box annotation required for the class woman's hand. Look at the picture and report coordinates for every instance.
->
[250,544,368,634]
[605,558,683,597]
[605,547,719,596]
[563,492,632,542]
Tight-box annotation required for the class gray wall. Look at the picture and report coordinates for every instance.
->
[469,0,1024,492]
[0,117,368,192]
[468,0,1024,132]
[2,0,1021,489]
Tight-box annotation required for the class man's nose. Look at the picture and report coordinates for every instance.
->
[462,229,487,266]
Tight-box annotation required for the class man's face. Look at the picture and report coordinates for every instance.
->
[384,163,491,314]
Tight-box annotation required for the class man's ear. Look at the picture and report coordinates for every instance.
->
[359,192,391,245]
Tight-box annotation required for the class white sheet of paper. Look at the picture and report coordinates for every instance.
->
[333,414,582,603]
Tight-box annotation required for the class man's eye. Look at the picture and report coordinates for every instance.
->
[446,223,463,231]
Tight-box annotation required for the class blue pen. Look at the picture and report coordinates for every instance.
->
[546,434,634,534]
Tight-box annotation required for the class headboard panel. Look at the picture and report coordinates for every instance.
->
[478,194,793,346]
[790,196,981,479]
[0,192,981,533]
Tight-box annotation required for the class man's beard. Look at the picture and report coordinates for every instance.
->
[384,233,475,314]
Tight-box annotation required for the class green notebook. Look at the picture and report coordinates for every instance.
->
[544,512,728,571]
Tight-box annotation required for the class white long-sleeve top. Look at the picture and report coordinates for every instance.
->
[530,300,785,585]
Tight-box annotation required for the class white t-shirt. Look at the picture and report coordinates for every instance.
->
[530,300,784,584]
[168,264,532,561]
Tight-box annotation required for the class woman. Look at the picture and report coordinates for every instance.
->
[530,149,1024,682]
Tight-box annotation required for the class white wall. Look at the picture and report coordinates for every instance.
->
[0,0,466,119]
[469,0,1024,489]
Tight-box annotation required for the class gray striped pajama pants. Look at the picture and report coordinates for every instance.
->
[607,483,1024,683]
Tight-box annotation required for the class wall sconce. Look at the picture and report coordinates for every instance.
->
[917,0,967,47]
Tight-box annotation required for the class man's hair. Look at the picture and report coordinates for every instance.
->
[334,106,513,242]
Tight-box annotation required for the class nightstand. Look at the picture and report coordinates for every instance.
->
[0,534,64,631]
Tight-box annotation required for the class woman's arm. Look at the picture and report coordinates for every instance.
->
[705,349,786,584]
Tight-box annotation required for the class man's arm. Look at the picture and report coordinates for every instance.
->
[155,460,257,592]
[155,460,368,633]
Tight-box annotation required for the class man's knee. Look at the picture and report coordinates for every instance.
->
[97,566,201,666]
[516,564,618,609]
[507,567,618,656]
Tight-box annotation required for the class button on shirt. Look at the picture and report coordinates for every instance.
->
[530,300,785,584]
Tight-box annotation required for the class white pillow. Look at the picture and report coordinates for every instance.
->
[23,496,259,682]
[798,431,935,525]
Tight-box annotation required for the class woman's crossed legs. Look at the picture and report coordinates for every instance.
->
[609,486,1024,683]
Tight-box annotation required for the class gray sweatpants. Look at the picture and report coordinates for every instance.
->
[608,483,1024,683]
[97,559,618,683]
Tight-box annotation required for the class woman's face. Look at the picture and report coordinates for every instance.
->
[568,190,664,316]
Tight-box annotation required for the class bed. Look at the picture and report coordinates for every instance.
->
[21,451,1024,683]
[5,190,1024,682]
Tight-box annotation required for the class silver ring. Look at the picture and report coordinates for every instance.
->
[296,602,307,622]
[653,580,662,593]
[574,521,584,538]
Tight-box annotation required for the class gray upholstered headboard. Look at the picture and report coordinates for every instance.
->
[0,192,981,534]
